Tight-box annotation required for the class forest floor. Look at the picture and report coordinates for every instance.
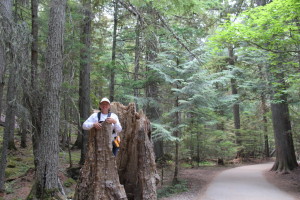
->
[1,132,300,200]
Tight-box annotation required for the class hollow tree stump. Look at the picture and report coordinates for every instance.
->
[73,122,127,200]
[111,102,159,200]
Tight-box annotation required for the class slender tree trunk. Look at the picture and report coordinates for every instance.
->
[31,0,38,88]
[110,0,119,102]
[270,70,298,172]
[261,93,269,157]
[0,41,5,116]
[78,0,91,165]
[134,16,141,109]
[258,65,270,157]
[173,83,180,184]
[144,6,159,120]
[31,0,67,198]
[228,47,241,147]
[196,132,200,167]
[144,5,164,160]
[29,0,43,170]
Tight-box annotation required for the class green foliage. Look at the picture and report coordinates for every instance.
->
[4,181,15,194]
[64,178,76,188]
[157,179,188,198]
[210,0,300,53]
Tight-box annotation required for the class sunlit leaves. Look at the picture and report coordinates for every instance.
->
[210,0,300,52]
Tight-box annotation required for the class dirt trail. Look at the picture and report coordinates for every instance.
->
[201,163,295,200]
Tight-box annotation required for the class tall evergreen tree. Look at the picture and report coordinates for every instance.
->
[31,0,67,198]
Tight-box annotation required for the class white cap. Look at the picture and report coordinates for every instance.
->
[100,97,110,104]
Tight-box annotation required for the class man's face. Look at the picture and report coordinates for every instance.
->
[100,101,110,112]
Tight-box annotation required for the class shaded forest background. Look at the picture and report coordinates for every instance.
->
[0,0,299,199]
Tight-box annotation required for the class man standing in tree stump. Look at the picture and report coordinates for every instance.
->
[74,98,126,200]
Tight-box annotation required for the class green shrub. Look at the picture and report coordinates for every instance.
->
[199,161,215,166]
[157,179,188,198]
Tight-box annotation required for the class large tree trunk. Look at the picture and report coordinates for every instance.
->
[112,102,159,200]
[270,102,298,172]
[270,70,298,172]
[31,0,67,198]
[0,0,14,192]
[1,0,17,151]
[77,0,92,164]
[74,123,127,200]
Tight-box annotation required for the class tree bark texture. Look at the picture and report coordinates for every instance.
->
[31,0,38,88]
[228,47,241,146]
[111,102,159,200]
[144,6,159,121]
[78,0,92,165]
[271,102,298,172]
[270,70,298,172]
[74,123,127,200]
[33,0,67,198]
[0,0,13,192]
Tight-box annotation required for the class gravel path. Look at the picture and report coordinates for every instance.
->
[201,163,295,200]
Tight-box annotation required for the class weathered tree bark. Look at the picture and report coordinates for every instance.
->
[111,102,159,200]
[1,0,17,151]
[110,0,119,102]
[77,0,92,164]
[30,0,67,198]
[74,123,127,200]
[270,70,298,172]
[28,0,44,170]
[0,0,13,192]
[31,0,38,88]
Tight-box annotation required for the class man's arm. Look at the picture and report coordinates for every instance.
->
[82,113,98,130]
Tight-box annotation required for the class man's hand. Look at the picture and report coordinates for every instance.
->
[105,117,116,124]
[93,122,102,130]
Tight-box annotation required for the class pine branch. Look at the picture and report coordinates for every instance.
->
[119,0,202,64]
[118,0,145,24]
[157,14,202,64]
[248,41,300,54]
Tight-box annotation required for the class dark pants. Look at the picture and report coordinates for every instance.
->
[112,146,119,156]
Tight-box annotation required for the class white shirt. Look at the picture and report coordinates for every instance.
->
[82,112,122,138]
